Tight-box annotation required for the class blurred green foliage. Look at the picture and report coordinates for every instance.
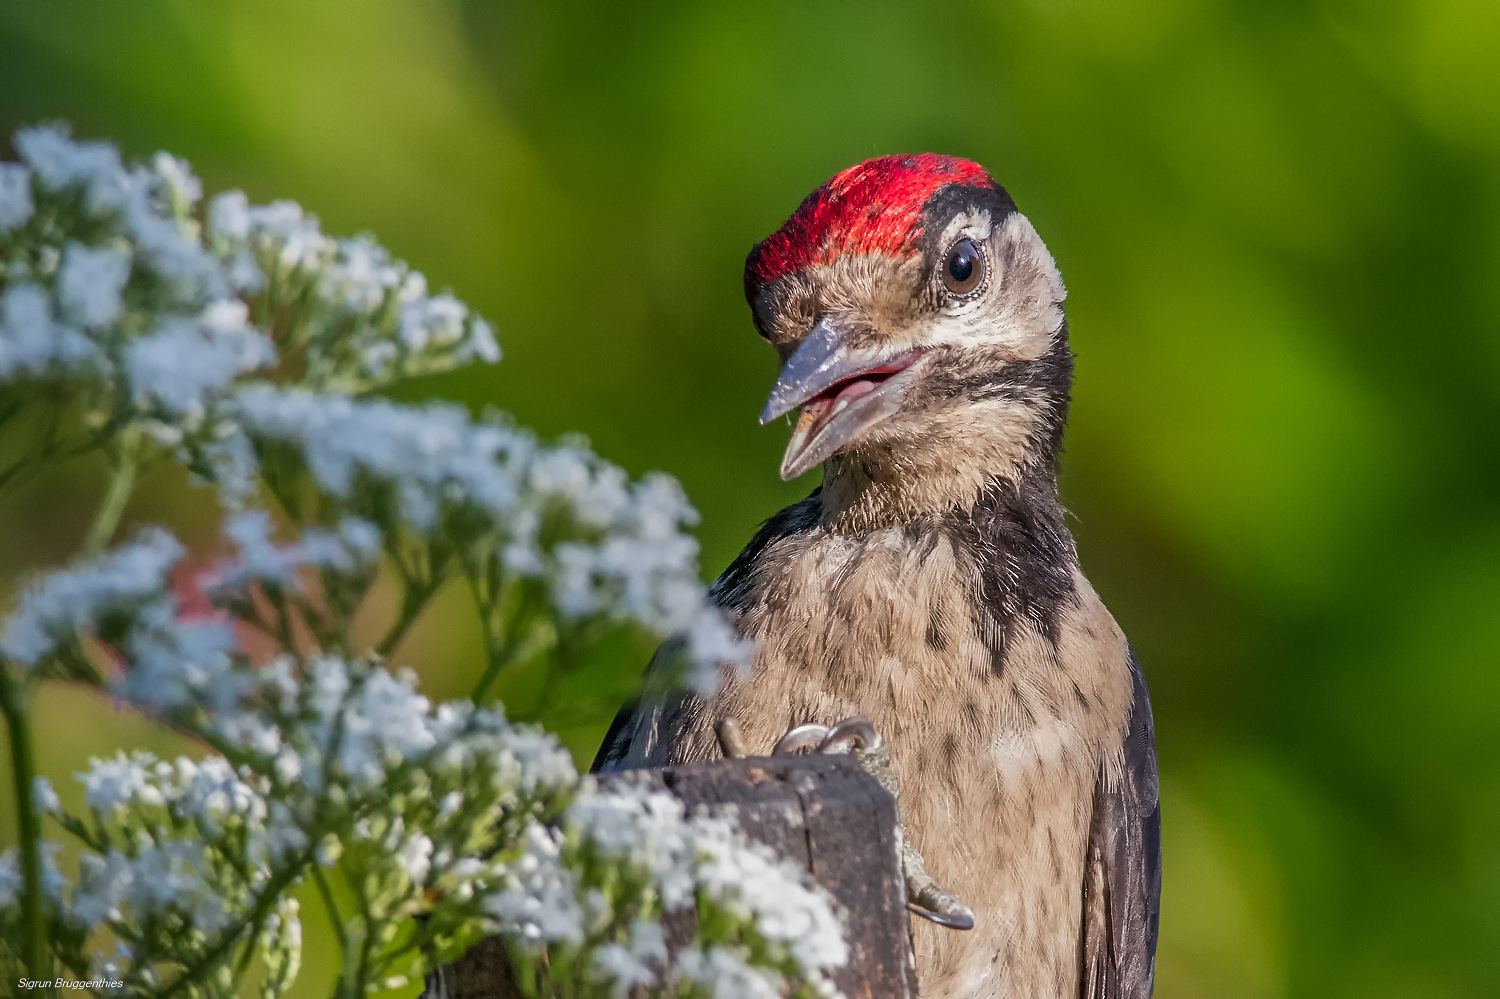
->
[0,1,1496,996]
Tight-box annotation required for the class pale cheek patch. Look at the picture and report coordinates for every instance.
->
[993,213,1066,359]
[920,211,1067,360]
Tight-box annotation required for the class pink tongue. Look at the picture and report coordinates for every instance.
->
[834,378,877,404]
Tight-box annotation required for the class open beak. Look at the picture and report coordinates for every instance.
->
[759,318,926,480]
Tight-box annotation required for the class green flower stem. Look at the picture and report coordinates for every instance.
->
[470,641,515,706]
[155,846,316,999]
[83,422,142,556]
[329,867,375,999]
[470,587,537,705]
[0,667,49,980]
[312,864,351,965]
[375,577,441,659]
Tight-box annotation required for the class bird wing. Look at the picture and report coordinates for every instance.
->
[590,491,825,774]
[589,691,649,773]
[1080,646,1162,999]
[589,636,690,773]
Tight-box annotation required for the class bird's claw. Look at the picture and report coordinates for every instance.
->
[716,716,749,758]
[771,716,882,756]
[760,714,974,932]
[903,840,976,930]
[908,899,976,930]
[771,722,831,755]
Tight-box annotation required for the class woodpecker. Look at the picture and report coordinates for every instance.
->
[595,155,1160,999]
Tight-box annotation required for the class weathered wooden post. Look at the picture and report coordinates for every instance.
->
[423,754,919,999]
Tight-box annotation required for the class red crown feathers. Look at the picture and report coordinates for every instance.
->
[746,154,994,293]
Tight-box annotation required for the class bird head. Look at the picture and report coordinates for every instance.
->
[746,155,1071,525]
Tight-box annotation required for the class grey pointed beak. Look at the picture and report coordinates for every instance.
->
[760,319,884,424]
[759,318,927,480]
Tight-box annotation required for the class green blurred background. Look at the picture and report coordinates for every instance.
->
[1,1,1498,996]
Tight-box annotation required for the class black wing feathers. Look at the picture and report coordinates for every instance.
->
[1080,646,1161,998]
[589,695,641,773]
[707,491,822,608]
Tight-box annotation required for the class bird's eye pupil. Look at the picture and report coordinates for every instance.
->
[941,239,983,295]
[949,251,973,283]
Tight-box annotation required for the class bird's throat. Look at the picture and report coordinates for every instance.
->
[818,398,1048,532]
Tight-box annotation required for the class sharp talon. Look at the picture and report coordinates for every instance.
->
[907,902,975,931]
[773,724,831,755]
[818,715,881,753]
[716,717,748,759]
[903,836,974,933]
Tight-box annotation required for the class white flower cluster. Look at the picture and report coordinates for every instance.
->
[25,749,295,990]
[231,387,751,686]
[232,388,529,531]
[485,822,585,946]
[75,824,239,935]
[0,539,830,999]
[0,125,273,424]
[0,524,253,716]
[0,528,184,667]
[566,781,702,905]
[676,946,786,999]
[592,920,669,997]
[688,814,849,976]
[10,662,587,993]
[0,162,33,231]
[0,280,99,379]
[125,301,274,428]
[0,123,501,451]
[2,122,745,692]
[0,842,67,910]
[523,447,753,687]
[303,659,439,788]
[0,123,798,999]
[216,508,382,590]
[488,780,847,998]
[206,194,500,392]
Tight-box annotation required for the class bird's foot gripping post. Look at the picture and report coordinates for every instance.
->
[748,715,976,932]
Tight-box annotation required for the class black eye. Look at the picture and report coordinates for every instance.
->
[941,238,984,296]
